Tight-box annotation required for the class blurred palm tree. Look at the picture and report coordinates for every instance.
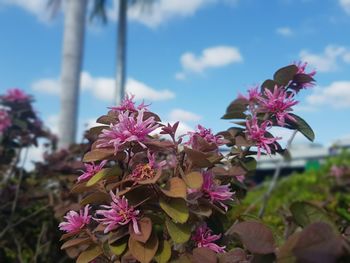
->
[55,0,88,149]
[53,0,154,148]
[91,0,155,105]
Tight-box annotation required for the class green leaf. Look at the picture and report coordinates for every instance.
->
[83,149,114,162]
[155,239,172,263]
[86,166,122,187]
[290,201,337,232]
[109,240,127,256]
[61,237,91,250]
[240,157,257,171]
[184,171,203,189]
[160,198,189,223]
[165,218,191,243]
[80,192,110,205]
[273,65,298,86]
[76,246,102,263]
[287,114,315,142]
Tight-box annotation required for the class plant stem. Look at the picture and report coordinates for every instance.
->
[258,130,297,218]
[225,130,298,236]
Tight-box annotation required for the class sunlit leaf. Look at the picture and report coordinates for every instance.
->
[290,201,337,231]
[160,198,189,223]
[76,246,102,263]
[154,239,171,263]
[161,177,187,199]
[165,218,191,243]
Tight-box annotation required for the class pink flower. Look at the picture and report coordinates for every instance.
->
[109,94,148,112]
[259,85,298,126]
[187,125,225,149]
[77,160,107,182]
[0,109,11,134]
[97,109,159,154]
[129,151,166,182]
[293,61,316,90]
[188,171,234,211]
[246,117,280,158]
[2,88,30,102]
[95,191,140,234]
[192,223,226,253]
[59,205,91,233]
[238,85,261,103]
[330,165,345,178]
[201,171,234,211]
[295,61,316,78]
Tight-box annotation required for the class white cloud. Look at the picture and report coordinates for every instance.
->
[106,0,212,28]
[276,27,293,37]
[169,109,201,123]
[173,121,193,136]
[20,143,46,171]
[32,71,175,102]
[270,127,309,147]
[299,45,350,72]
[179,45,243,74]
[32,77,60,94]
[126,78,175,101]
[1,0,238,28]
[83,118,100,129]
[163,108,201,138]
[0,0,51,21]
[340,0,350,14]
[47,114,59,135]
[306,81,350,108]
[175,72,186,80]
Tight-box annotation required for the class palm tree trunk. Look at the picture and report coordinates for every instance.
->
[58,0,87,149]
[115,0,128,106]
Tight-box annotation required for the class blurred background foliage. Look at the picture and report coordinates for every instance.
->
[229,150,350,244]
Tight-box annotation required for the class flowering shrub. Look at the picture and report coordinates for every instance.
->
[0,88,70,262]
[0,88,52,169]
[58,63,345,263]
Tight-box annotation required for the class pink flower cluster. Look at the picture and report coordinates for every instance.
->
[187,125,225,149]
[189,171,234,211]
[192,223,226,253]
[246,117,280,158]
[259,86,298,126]
[330,165,349,178]
[1,88,30,102]
[59,205,91,233]
[238,62,316,157]
[109,94,148,113]
[129,151,166,182]
[77,160,107,182]
[0,109,11,134]
[95,191,140,234]
[97,109,159,154]
[59,191,140,235]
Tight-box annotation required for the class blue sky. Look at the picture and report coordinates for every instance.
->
[1,0,350,148]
